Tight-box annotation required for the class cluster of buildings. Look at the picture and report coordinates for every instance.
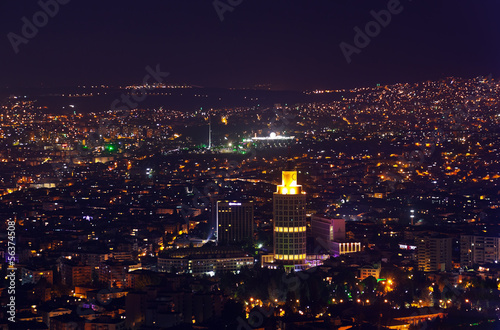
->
[0,76,499,328]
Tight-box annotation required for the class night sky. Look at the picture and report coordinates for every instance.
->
[1,0,499,91]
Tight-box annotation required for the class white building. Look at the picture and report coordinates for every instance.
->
[460,235,500,266]
[310,215,361,256]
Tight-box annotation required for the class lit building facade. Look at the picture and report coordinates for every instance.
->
[311,216,345,242]
[59,259,91,287]
[216,200,254,244]
[273,167,307,270]
[331,241,362,255]
[21,267,54,285]
[417,235,452,272]
[310,215,361,256]
[359,263,381,280]
[460,235,500,266]
[157,246,254,276]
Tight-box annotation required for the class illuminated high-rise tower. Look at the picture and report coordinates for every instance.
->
[273,163,307,271]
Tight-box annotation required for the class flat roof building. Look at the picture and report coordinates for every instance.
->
[158,246,254,276]
[216,200,254,244]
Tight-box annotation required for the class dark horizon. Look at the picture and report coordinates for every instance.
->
[1,0,499,91]
[0,73,496,95]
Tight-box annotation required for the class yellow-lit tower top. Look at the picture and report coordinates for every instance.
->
[276,170,303,195]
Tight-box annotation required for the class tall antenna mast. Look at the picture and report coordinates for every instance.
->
[208,115,212,149]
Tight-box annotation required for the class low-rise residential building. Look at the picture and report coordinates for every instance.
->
[158,246,254,276]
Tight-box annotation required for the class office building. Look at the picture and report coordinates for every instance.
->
[310,215,361,256]
[272,164,307,271]
[260,164,329,271]
[59,259,91,287]
[216,200,254,244]
[417,235,452,272]
[311,215,345,241]
[460,235,500,266]
[157,246,254,276]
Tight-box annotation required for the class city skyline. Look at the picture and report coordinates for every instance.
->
[2,1,500,329]
[1,72,500,328]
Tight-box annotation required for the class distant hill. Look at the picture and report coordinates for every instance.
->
[0,86,348,114]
